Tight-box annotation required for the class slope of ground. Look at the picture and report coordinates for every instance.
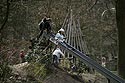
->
[43,67,85,83]
[10,62,107,83]
[10,62,85,83]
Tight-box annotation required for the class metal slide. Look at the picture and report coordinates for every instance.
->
[49,34,125,83]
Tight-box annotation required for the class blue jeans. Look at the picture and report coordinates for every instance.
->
[53,55,59,65]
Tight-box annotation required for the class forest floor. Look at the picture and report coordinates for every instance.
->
[9,62,108,83]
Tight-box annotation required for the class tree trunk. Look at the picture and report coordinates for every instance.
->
[0,0,10,33]
[116,0,125,79]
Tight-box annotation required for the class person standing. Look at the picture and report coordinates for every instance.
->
[37,17,52,40]
[101,57,106,67]
[19,50,25,63]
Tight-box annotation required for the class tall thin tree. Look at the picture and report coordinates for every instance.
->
[116,0,125,79]
[0,0,10,33]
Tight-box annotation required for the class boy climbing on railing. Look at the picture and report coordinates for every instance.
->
[52,46,65,67]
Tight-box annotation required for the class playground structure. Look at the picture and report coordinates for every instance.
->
[56,10,90,69]
[29,10,125,83]
[48,10,125,83]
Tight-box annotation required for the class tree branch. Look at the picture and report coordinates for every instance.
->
[87,0,99,11]
[0,0,10,33]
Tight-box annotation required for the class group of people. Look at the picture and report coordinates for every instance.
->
[19,16,66,67]
[37,16,52,40]
[38,16,66,66]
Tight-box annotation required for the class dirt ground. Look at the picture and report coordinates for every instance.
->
[11,62,107,83]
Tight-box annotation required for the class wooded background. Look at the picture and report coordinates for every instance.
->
[0,0,117,58]
[0,0,125,80]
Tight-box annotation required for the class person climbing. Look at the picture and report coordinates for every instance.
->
[55,28,66,42]
[37,17,52,40]
[19,50,25,63]
[52,46,65,67]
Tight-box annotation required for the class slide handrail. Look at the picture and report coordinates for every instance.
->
[49,34,125,83]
